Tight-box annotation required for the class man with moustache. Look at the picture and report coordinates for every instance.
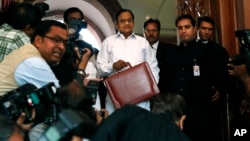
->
[143,18,175,63]
[0,20,68,95]
[96,9,159,114]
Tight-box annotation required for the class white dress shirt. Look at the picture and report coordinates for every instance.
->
[96,32,159,114]
[151,40,159,57]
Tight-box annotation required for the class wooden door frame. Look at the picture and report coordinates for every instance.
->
[213,0,238,57]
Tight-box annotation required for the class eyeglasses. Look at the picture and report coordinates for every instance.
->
[118,18,134,24]
[43,35,69,45]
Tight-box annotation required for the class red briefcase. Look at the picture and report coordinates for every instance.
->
[104,62,160,109]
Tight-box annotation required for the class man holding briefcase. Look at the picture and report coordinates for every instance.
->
[96,9,159,114]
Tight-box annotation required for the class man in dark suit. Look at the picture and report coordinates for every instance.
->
[197,16,230,141]
[158,14,229,141]
[143,18,175,64]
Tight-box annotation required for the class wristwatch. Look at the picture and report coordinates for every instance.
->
[77,69,86,78]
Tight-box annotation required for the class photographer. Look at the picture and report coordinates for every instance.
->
[0,19,106,140]
[228,61,250,140]
[51,7,96,89]
[63,7,93,74]
[28,80,108,141]
[0,20,75,133]
[228,62,250,96]
[56,7,104,110]
[228,30,250,113]
[228,30,250,140]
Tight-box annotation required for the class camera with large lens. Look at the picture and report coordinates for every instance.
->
[0,82,57,123]
[231,29,250,73]
[235,29,250,54]
[66,19,93,56]
[68,19,87,42]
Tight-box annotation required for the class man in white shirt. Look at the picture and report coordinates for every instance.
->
[96,9,159,114]
[143,18,175,64]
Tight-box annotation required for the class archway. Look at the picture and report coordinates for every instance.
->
[44,0,119,49]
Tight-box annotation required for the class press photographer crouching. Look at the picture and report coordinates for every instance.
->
[228,29,250,140]
[0,20,104,140]
[0,20,69,136]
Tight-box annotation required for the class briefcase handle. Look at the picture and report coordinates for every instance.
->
[116,62,132,73]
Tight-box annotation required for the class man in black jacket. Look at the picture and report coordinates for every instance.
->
[197,16,230,140]
[158,14,229,141]
[143,18,175,63]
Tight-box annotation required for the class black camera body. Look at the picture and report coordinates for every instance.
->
[85,80,100,105]
[39,109,96,141]
[68,19,87,42]
[235,29,250,54]
[65,19,93,60]
[0,83,57,123]
[231,29,250,74]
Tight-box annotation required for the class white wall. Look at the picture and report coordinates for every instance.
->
[118,0,177,36]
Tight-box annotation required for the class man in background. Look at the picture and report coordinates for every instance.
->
[63,7,93,71]
[0,2,47,62]
[197,16,230,140]
[143,18,175,63]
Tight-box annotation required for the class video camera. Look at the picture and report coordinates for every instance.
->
[235,29,250,54]
[66,19,91,56]
[231,29,250,74]
[39,108,96,141]
[0,82,57,124]
[68,19,87,42]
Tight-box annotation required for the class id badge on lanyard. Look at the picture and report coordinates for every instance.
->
[193,59,200,76]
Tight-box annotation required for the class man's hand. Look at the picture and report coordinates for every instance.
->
[16,110,35,131]
[240,98,250,115]
[228,61,248,80]
[112,60,130,71]
[83,78,103,86]
[95,109,109,125]
[74,47,92,70]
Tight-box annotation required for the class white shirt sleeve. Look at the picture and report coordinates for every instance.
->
[15,57,60,88]
[96,38,115,77]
